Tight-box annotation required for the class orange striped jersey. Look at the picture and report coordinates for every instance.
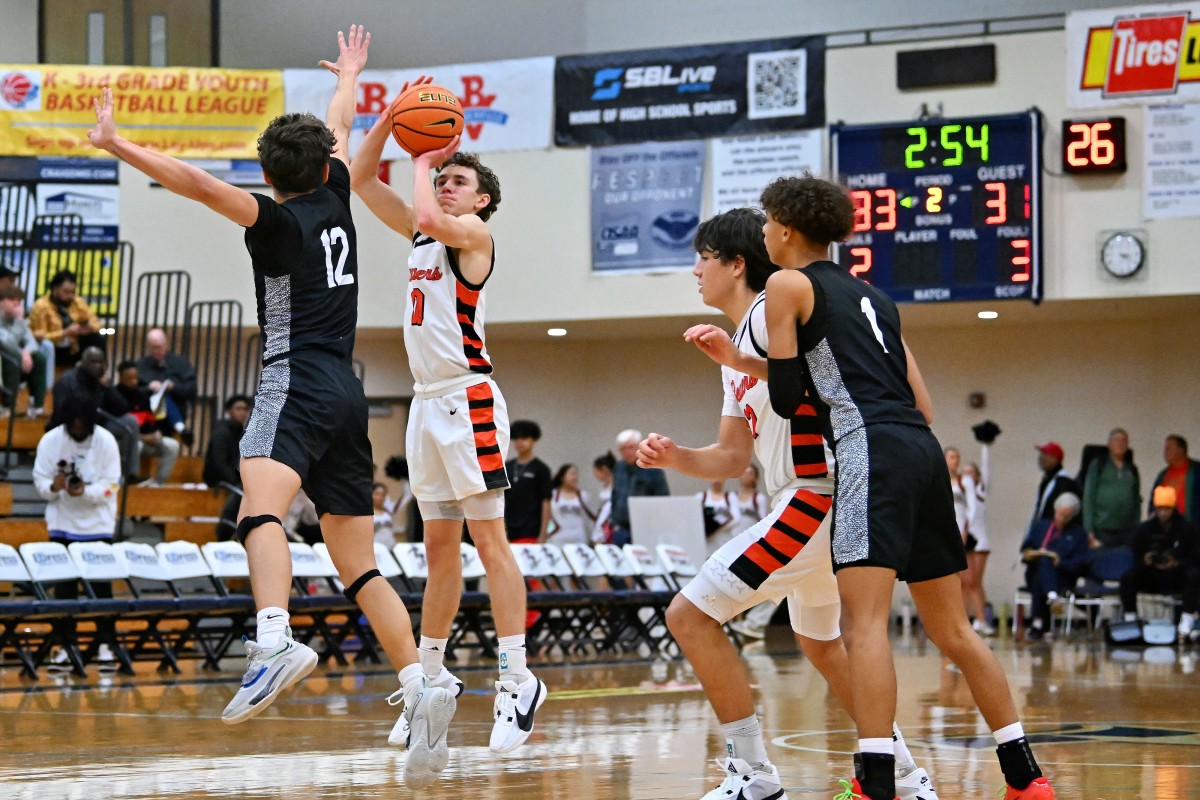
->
[403,232,494,386]
[721,292,834,504]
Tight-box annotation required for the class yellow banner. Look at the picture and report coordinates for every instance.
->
[0,65,283,159]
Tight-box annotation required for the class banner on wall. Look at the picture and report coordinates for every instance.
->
[1144,103,1200,217]
[1067,4,1200,108]
[590,141,704,274]
[284,56,554,159]
[0,65,283,159]
[556,36,825,146]
[710,130,823,216]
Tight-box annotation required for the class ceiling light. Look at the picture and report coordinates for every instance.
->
[977,311,998,320]
[547,327,567,337]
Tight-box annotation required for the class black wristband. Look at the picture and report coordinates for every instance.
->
[767,355,807,418]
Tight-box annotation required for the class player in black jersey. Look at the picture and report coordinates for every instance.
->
[88,28,455,788]
[758,176,1055,800]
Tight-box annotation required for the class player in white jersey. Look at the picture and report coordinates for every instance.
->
[637,208,936,800]
[350,81,545,763]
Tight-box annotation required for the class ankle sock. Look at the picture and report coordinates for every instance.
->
[497,634,529,678]
[891,723,916,773]
[418,635,448,678]
[721,714,769,768]
[398,662,424,696]
[255,607,288,648]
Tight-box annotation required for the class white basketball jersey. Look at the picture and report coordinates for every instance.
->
[404,233,495,387]
[721,293,835,504]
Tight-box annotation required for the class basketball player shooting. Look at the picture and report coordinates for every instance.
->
[86,26,457,791]
[350,86,547,755]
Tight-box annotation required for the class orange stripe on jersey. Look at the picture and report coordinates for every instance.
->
[743,543,784,573]
[794,462,829,477]
[790,432,824,447]
[455,276,491,373]
[466,382,504,471]
[794,403,817,416]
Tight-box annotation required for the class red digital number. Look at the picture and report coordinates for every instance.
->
[1010,239,1031,283]
[410,287,425,326]
[849,189,897,232]
[851,190,872,232]
[1066,121,1116,167]
[850,247,872,282]
[984,182,1007,225]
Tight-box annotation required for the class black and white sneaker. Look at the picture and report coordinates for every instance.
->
[489,673,547,753]
[702,757,787,800]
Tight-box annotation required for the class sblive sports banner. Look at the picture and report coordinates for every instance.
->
[1067,3,1200,108]
[284,57,554,159]
[0,65,283,158]
[556,36,825,146]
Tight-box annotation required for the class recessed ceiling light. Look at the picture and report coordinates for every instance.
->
[977,311,998,320]
[547,327,567,337]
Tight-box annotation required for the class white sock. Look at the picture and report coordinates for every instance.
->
[993,722,1025,745]
[892,722,916,772]
[858,737,894,756]
[398,662,424,696]
[721,714,770,768]
[1181,612,1196,626]
[497,634,529,678]
[419,635,448,678]
[255,607,289,648]
[1124,612,1138,622]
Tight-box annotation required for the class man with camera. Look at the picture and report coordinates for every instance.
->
[33,396,123,668]
[1118,486,1200,642]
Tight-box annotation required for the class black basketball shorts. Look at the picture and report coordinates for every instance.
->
[240,353,373,518]
[830,422,966,583]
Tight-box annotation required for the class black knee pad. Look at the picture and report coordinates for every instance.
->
[343,569,382,604]
[235,514,283,544]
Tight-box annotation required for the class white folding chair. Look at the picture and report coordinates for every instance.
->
[460,542,488,581]
[393,543,429,591]
[373,542,403,580]
[562,543,608,589]
[0,543,40,677]
[623,543,671,590]
[200,541,251,587]
[655,544,699,591]
[593,543,638,584]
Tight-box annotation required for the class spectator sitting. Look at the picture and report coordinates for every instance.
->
[610,429,670,547]
[504,419,552,543]
[32,395,122,668]
[203,394,251,541]
[50,346,139,480]
[29,269,104,367]
[1120,486,1200,642]
[1032,441,1082,521]
[0,285,48,417]
[1150,434,1199,521]
[1020,492,1089,640]
[114,360,179,487]
[1083,428,1142,549]
[136,327,196,447]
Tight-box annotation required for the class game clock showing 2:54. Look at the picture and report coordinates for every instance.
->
[831,110,1042,304]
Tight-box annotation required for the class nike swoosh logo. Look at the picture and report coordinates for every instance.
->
[250,666,285,705]
[241,665,268,688]
[449,408,458,415]
[514,681,542,732]
[426,117,458,129]
[265,614,283,620]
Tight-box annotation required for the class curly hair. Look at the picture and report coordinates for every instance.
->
[439,152,501,221]
[693,207,777,293]
[257,113,335,195]
[760,174,855,247]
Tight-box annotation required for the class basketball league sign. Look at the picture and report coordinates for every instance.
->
[1067,3,1200,107]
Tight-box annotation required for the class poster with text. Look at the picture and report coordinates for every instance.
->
[591,141,704,274]
[557,36,825,146]
[1145,102,1200,217]
[710,130,824,215]
[284,56,553,159]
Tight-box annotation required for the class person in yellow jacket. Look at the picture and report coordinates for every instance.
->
[29,270,104,367]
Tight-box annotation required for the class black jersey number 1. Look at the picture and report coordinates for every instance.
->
[321,227,354,288]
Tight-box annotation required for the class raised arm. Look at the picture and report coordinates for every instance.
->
[349,109,416,238]
[88,88,258,227]
[412,136,492,251]
[318,24,370,166]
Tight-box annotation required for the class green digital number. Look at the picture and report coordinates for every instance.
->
[940,124,963,167]
[966,124,989,163]
[905,127,927,169]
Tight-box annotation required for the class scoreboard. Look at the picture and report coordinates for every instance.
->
[831,111,1043,303]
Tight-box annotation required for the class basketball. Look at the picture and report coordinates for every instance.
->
[390,84,464,156]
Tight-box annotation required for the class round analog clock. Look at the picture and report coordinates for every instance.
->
[1100,232,1144,278]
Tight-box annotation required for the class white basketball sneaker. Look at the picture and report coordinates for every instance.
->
[896,766,939,800]
[388,668,464,745]
[390,683,456,789]
[701,757,787,800]
[221,635,318,725]
[489,673,547,753]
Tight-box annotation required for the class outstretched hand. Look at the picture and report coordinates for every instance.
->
[87,87,116,151]
[396,74,434,98]
[413,134,462,169]
[318,24,370,76]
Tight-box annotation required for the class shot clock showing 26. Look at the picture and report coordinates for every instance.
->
[832,111,1042,304]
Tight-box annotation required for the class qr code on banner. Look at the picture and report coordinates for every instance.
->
[747,49,807,120]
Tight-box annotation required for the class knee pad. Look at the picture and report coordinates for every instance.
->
[461,489,504,521]
[343,569,382,604]
[418,499,465,521]
[235,514,283,544]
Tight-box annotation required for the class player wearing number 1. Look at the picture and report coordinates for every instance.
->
[759,175,1054,800]
[350,83,546,756]
[87,27,455,790]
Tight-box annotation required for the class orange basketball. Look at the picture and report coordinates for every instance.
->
[390,84,464,156]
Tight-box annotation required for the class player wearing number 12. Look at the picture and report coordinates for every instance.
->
[87,27,454,789]
[351,80,547,762]
[759,175,1055,800]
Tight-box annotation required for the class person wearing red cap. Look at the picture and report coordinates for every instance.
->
[1033,442,1081,522]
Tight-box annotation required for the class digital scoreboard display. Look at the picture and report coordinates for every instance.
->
[831,111,1042,303]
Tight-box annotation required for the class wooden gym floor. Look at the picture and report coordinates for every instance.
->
[2,632,1198,799]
